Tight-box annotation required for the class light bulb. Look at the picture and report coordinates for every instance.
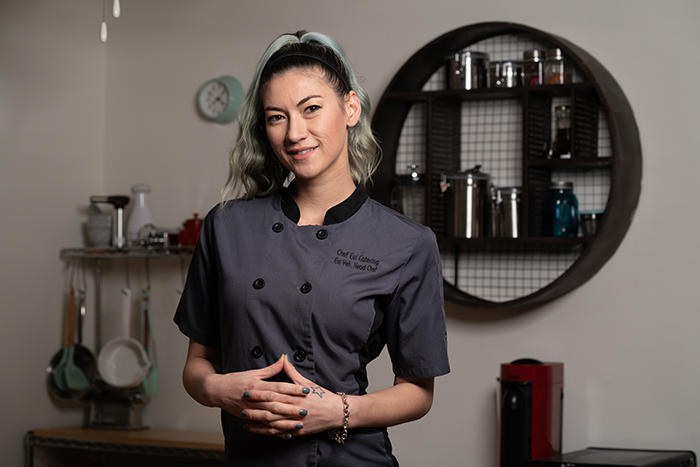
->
[100,21,108,43]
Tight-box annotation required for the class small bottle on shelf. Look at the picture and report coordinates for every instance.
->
[551,105,572,159]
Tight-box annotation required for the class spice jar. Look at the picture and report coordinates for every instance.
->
[551,105,572,159]
[544,181,579,237]
[523,50,544,86]
[543,48,571,85]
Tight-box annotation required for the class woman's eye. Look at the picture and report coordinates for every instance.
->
[266,114,284,124]
[305,105,322,113]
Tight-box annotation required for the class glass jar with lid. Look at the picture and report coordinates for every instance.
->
[544,181,579,237]
[543,48,572,85]
[523,49,545,85]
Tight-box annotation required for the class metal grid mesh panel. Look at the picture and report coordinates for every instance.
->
[460,99,522,187]
[395,103,426,175]
[552,167,610,213]
[441,243,582,303]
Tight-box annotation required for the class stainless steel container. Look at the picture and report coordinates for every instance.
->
[494,187,522,238]
[391,164,426,224]
[440,165,493,238]
[579,211,602,236]
[447,50,489,90]
[489,61,522,88]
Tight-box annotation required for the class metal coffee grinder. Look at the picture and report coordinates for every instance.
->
[499,359,564,467]
[90,195,130,249]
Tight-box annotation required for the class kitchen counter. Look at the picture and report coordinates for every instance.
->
[25,427,224,467]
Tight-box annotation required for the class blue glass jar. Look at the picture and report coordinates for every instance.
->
[546,181,579,237]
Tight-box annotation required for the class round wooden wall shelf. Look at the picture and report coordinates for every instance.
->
[369,22,642,309]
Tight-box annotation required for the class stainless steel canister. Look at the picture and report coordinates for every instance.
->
[391,164,426,224]
[447,50,489,90]
[489,61,522,88]
[494,187,522,238]
[440,165,493,238]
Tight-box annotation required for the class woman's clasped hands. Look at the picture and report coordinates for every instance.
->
[220,354,345,440]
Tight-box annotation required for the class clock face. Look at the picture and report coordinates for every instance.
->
[199,80,229,118]
[197,76,244,124]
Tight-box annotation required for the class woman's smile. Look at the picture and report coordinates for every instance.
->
[288,145,318,160]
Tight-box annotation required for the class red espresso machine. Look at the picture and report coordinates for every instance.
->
[499,359,564,467]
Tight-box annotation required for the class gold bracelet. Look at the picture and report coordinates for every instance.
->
[331,392,349,444]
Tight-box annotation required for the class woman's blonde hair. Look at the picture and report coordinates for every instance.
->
[221,31,381,203]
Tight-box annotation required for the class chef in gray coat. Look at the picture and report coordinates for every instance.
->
[175,30,450,466]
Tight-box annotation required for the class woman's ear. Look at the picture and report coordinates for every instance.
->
[344,91,362,128]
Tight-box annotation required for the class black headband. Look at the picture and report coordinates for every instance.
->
[263,51,351,92]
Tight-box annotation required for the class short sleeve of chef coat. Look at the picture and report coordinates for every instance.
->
[174,206,220,349]
[385,225,450,379]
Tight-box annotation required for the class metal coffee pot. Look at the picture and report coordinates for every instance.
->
[440,165,493,238]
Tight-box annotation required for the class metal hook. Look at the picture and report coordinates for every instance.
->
[124,258,131,289]
[145,258,151,290]
[67,258,76,289]
[80,258,88,293]
[177,256,187,295]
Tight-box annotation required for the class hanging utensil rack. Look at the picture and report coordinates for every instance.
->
[57,247,193,430]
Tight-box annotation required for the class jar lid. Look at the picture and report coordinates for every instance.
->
[460,50,489,59]
[524,49,544,60]
[447,50,489,61]
[549,181,573,190]
[580,211,603,220]
[497,186,522,194]
[489,60,522,69]
[444,164,491,181]
[546,48,564,59]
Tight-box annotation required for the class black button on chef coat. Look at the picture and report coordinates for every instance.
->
[175,184,450,467]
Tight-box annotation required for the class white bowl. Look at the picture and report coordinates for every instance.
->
[97,337,151,388]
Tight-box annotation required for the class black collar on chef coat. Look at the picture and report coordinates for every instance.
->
[279,182,369,225]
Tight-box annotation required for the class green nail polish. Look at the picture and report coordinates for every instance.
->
[243,391,251,398]
[299,409,308,416]
[302,387,310,394]
[284,434,292,440]
[295,424,304,429]
[241,410,247,418]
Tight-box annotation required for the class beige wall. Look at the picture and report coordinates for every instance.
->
[2,0,699,465]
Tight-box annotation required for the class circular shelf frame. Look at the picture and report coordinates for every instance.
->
[369,22,642,309]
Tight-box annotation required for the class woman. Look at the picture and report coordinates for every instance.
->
[175,31,450,466]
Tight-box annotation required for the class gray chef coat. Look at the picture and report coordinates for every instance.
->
[175,184,450,466]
